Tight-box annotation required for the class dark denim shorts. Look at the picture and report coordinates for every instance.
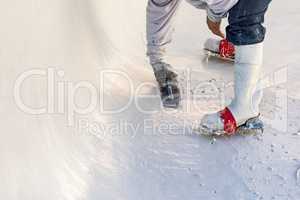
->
[226,0,272,45]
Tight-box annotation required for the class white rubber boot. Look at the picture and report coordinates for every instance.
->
[228,43,263,125]
[199,43,263,135]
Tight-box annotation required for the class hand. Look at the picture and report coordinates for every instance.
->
[206,17,225,39]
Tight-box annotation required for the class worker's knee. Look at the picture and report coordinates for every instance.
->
[226,21,266,45]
